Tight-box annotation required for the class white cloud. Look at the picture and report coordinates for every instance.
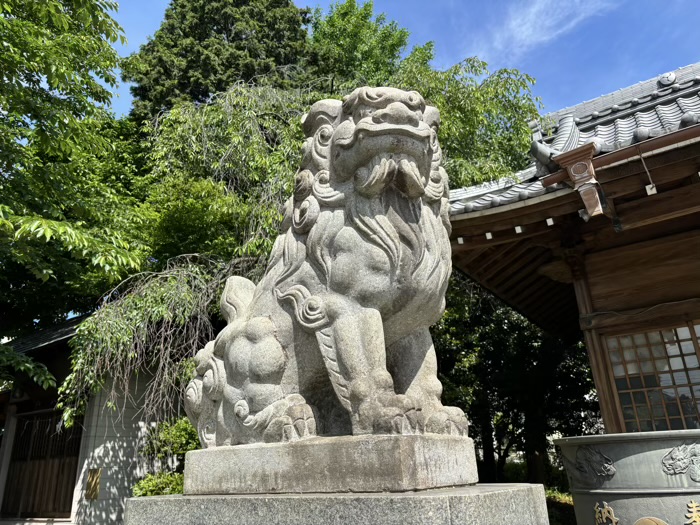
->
[469,0,619,66]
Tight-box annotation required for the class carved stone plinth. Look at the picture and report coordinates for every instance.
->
[184,435,477,495]
[125,484,550,525]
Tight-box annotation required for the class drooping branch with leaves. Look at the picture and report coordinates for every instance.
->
[58,255,262,426]
[58,84,330,425]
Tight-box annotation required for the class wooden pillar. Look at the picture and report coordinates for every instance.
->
[0,404,17,512]
[566,253,625,433]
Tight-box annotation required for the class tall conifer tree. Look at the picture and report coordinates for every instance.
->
[122,0,310,120]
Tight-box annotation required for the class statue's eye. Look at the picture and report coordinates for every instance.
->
[406,91,425,111]
[355,108,373,121]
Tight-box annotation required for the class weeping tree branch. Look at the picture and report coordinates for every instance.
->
[58,255,264,427]
[56,81,337,428]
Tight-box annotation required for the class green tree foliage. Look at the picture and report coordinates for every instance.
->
[58,85,324,425]
[132,472,184,497]
[131,417,198,495]
[121,0,310,121]
[392,44,540,186]
[142,85,314,261]
[0,116,149,337]
[306,0,409,91]
[142,417,199,464]
[0,344,56,391]
[432,273,599,484]
[0,1,145,337]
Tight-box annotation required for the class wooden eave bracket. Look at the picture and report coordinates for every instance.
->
[552,143,612,222]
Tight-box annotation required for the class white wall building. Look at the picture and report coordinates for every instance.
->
[0,321,150,525]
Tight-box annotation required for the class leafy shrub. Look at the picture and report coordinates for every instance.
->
[132,417,199,496]
[132,472,184,497]
[142,417,199,467]
[545,489,576,525]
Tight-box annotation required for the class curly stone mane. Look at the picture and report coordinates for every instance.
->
[273,87,452,294]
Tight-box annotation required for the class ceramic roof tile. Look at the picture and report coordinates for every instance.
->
[449,170,562,216]
[448,62,700,216]
[546,63,700,125]
[6,315,86,354]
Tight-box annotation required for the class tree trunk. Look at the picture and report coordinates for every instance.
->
[474,396,497,482]
[495,438,513,482]
[524,406,549,484]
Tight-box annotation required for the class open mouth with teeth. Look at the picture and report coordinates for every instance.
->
[355,152,426,199]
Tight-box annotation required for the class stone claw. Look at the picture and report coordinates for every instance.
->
[424,407,469,436]
[288,402,317,438]
[359,393,422,435]
[262,396,318,443]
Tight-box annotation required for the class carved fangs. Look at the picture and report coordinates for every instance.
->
[355,153,425,198]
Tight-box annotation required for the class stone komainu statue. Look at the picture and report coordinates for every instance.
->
[185,87,468,447]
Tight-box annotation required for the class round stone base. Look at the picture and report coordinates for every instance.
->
[125,484,549,525]
[184,434,478,495]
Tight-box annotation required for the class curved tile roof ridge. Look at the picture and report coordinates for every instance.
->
[571,79,700,128]
[575,91,700,148]
[448,62,700,217]
[545,62,700,126]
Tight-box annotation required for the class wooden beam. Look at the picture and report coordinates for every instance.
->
[537,259,573,284]
[580,298,700,332]
[485,247,549,290]
[451,140,700,242]
[541,170,569,188]
[541,125,700,188]
[452,246,491,267]
[602,158,700,199]
[488,250,552,291]
[581,210,700,253]
[613,183,700,231]
[510,273,559,307]
[585,229,700,313]
[451,221,561,250]
[450,193,580,234]
[515,278,559,312]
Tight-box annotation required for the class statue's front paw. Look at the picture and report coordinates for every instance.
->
[424,406,469,436]
[262,396,318,443]
[359,393,423,435]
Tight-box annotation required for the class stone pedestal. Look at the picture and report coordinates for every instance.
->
[124,484,550,525]
[124,435,551,525]
[184,435,478,494]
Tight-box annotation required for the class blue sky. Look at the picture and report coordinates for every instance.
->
[109,0,700,117]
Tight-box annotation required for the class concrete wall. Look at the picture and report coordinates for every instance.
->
[70,375,151,525]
